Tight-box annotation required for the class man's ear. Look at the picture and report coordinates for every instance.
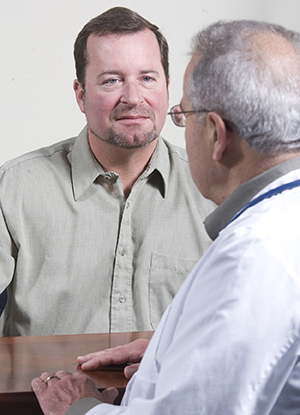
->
[73,80,85,114]
[207,112,229,162]
[166,77,170,103]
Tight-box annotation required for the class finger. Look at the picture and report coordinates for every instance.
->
[72,371,93,381]
[38,371,65,387]
[80,357,104,371]
[39,372,52,383]
[77,352,99,364]
[124,363,140,379]
[55,370,73,379]
[31,376,48,395]
[78,349,122,367]
[78,338,150,369]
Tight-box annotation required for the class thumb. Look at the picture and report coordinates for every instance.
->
[100,387,119,403]
[124,363,140,379]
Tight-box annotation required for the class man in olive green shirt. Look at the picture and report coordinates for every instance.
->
[0,7,213,336]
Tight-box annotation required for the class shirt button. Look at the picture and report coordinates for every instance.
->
[121,249,126,256]
[126,202,130,209]
[118,295,126,303]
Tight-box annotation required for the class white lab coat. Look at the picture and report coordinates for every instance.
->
[86,168,300,415]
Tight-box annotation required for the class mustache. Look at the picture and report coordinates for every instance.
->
[110,105,154,120]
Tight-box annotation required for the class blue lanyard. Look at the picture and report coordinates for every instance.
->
[226,179,300,227]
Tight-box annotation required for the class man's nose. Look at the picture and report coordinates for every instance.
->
[120,81,144,106]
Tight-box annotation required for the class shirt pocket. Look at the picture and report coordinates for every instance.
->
[149,253,198,329]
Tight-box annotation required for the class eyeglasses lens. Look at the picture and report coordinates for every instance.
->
[170,105,186,127]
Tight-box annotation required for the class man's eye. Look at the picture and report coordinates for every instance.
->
[104,78,119,85]
[143,76,155,82]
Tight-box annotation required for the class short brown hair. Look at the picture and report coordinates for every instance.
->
[74,7,169,90]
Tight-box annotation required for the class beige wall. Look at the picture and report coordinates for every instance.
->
[1,0,300,165]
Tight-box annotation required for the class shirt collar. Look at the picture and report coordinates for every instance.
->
[205,155,300,240]
[147,137,169,198]
[69,126,169,201]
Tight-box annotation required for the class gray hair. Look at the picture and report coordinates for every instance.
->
[188,20,300,155]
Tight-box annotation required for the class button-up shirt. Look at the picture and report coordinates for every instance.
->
[0,126,214,336]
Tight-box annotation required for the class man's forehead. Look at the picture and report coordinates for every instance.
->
[85,30,165,80]
[86,29,159,50]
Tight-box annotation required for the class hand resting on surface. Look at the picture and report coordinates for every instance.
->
[77,338,150,379]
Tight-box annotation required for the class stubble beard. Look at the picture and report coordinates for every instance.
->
[89,127,158,149]
[108,126,157,149]
[89,104,159,149]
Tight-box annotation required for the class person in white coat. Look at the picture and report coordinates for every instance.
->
[32,19,300,415]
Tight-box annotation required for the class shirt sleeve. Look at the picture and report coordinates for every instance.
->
[65,398,103,415]
[0,202,16,293]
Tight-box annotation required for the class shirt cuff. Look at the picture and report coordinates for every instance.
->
[65,398,102,415]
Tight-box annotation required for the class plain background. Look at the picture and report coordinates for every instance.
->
[1,0,300,165]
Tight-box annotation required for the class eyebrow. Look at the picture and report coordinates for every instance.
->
[97,69,160,80]
[96,70,122,81]
[139,70,160,77]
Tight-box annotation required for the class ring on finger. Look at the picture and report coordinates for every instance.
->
[45,374,60,385]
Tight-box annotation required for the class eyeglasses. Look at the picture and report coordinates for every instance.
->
[168,104,234,131]
[167,104,210,127]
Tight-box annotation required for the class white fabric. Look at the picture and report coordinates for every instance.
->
[85,168,300,414]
